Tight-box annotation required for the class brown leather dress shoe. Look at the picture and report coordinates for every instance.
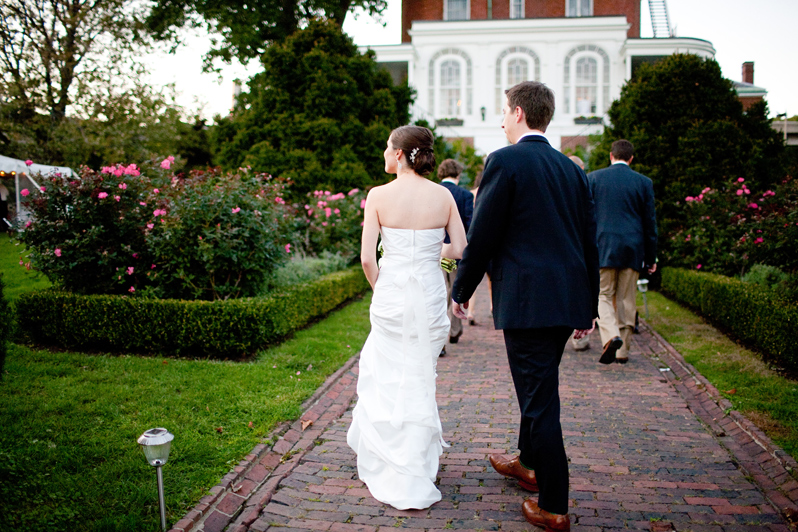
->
[522,500,570,532]
[599,336,622,364]
[488,454,539,491]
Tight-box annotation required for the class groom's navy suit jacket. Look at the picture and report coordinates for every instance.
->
[452,135,599,330]
[440,180,473,244]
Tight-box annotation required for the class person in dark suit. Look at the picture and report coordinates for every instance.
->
[588,140,657,364]
[438,159,473,350]
[452,81,599,532]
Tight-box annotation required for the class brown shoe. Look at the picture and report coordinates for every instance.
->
[489,454,538,491]
[599,336,622,364]
[522,500,570,532]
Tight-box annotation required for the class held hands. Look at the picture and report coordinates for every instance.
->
[452,300,469,320]
[573,319,596,340]
[648,263,658,274]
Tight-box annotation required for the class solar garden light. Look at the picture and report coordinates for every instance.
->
[637,279,650,320]
[138,428,174,531]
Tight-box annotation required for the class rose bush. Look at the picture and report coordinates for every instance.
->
[286,188,367,259]
[664,175,798,282]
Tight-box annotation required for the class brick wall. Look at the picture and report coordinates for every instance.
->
[594,0,640,37]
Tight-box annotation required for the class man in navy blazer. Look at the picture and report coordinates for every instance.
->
[588,140,657,364]
[452,81,599,532]
[438,158,473,348]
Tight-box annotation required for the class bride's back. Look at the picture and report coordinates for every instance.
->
[372,177,452,230]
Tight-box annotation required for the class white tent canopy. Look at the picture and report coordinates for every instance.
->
[0,154,75,227]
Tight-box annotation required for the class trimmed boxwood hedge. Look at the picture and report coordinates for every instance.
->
[661,267,798,370]
[15,267,370,359]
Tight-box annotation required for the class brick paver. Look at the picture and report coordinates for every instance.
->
[170,281,798,532]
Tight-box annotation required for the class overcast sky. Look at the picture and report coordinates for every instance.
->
[144,0,797,120]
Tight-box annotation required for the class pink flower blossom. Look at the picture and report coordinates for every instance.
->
[317,200,327,207]
[153,209,165,217]
[360,199,366,209]
[685,196,694,202]
[118,183,127,190]
[114,195,121,202]
[127,267,134,275]
[334,208,340,214]
[756,229,762,233]
[129,286,136,293]
[325,208,332,218]
[696,264,702,269]
[124,164,140,176]
[285,244,292,253]
[754,237,764,244]
[736,189,744,196]
[307,209,313,216]
[232,207,241,214]
[737,177,745,183]
[744,188,750,195]
[98,192,108,199]
[54,248,62,257]
[748,203,759,209]
[132,253,139,259]
[304,204,310,209]
[19,259,23,266]
[275,197,285,204]
[348,188,359,196]
[160,157,174,169]
[147,223,154,229]
[296,371,301,375]
[740,236,746,242]
[101,166,113,174]
[153,188,160,194]
[21,189,29,197]
[140,201,147,206]
[113,167,125,177]
[40,186,46,192]
[702,187,711,194]
[324,191,330,195]
[25,221,31,228]
[25,159,33,166]
[322,222,328,226]
[697,194,704,201]
[151,264,156,269]
[329,193,345,201]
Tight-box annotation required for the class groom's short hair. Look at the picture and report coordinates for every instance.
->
[505,82,555,132]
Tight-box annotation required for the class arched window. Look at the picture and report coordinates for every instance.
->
[428,48,473,118]
[494,47,540,114]
[445,0,469,20]
[440,60,462,117]
[563,45,609,115]
[575,57,598,115]
[510,0,523,19]
[566,0,592,17]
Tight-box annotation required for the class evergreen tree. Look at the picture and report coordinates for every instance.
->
[211,20,413,197]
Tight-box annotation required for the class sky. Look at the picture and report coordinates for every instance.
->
[144,0,798,121]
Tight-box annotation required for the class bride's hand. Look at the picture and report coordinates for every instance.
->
[452,300,468,320]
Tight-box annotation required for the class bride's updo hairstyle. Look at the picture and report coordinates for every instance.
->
[390,125,435,176]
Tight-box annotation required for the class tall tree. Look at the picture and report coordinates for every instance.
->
[211,20,412,197]
[145,0,387,68]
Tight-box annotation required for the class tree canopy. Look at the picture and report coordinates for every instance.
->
[145,0,387,68]
[211,20,412,197]
[590,54,784,222]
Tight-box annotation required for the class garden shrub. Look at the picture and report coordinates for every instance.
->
[741,264,791,289]
[0,273,9,380]
[661,267,798,370]
[15,267,369,359]
[264,251,350,292]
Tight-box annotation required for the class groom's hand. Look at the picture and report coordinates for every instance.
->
[452,300,468,320]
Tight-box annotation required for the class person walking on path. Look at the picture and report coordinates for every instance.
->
[588,139,657,364]
[451,81,599,532]
[438,159,473,352]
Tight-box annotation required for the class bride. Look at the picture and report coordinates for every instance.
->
[347,125,467,510]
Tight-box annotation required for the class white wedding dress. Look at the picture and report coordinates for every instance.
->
[347,227,450,510]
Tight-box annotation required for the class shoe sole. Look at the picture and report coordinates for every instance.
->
[599,338,622,364]
[518,480,539,492]
[615,357,628,364]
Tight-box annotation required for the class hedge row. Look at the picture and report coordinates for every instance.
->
[0,274,9,379]
[661,267,798,370]
[16,267,370,359]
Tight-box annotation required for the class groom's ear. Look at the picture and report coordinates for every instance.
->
[514,106,525,124]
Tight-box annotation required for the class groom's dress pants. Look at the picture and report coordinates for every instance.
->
[503,326,572,516]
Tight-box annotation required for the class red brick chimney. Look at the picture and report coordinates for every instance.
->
[742,62,754,84]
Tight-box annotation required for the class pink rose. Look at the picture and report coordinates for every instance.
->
[160,159,171,170]
[127,267,134,275]
[54,248,62,257]
[114,195,121,202]
[113,167,124,177]
[128,286,136,293]
[25,159,33,166]
[360,199,366,209]
[25,221,31,228]
[101,166,113,174]
[140,202,146,206]
[736,189,744,196]
[232,207,241,214]
[119,183,127,190]
[348,188,359,196]
[322,222,328,226]
[153,188,159,194]
[147,223,154,229]
[21,189,29,197]
[334,208,340,214]
[325,208,332,218]
[151,264,156,269]
[40,186,46,192]
[748,203,758,209]
[285,244,292,253]
[754,237,764,244]
[124,164,140,176]
[737,177,745,183]
[275,197,285,204]
[685,196,694,202]
[696,264,702,269]
[98,192,108,199]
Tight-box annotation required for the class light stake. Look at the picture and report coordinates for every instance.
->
[637,279,650,319]
[138,428,174,531]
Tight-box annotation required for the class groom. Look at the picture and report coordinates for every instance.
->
[452,81,599,531]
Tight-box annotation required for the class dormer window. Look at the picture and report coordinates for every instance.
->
[445,0,469,20]
[566,0,592,17]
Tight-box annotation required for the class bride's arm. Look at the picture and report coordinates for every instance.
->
[442,195,467,260]
[360,190,381,290]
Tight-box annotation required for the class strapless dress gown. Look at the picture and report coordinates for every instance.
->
[347,227,450,510]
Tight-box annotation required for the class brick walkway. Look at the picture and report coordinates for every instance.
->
[171,281,798,532]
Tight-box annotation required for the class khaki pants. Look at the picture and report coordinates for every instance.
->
[444,270,462,340]
[597,268,638,359]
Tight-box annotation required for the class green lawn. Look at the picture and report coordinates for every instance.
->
[0,292,372,532]
[0,232,52,300]
[641,291,798,461]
